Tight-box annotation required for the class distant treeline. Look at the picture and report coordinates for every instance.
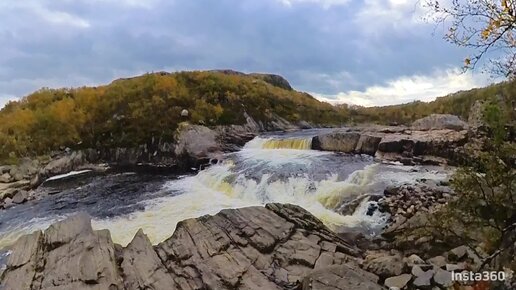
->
[0,71,514,164]
[347,80,516,125]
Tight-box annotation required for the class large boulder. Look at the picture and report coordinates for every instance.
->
[412,114,468,131]
[363,251,406,279]
[355,134,382,155]
[30,151,88,188]
[376,129,468,164]
[174,123,222,167]
[312,132,361,153]
[1,204,368,290]
[0,173,12,183]
[1,213,123,290]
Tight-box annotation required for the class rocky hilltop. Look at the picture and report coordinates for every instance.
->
[0,204,382,290]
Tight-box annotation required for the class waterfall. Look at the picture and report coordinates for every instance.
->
[91,143,383,246]
[244,137,313,150]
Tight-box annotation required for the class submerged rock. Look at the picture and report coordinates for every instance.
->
[1,204,371,290]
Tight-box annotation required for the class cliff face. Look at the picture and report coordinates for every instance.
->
[0,204,382,290]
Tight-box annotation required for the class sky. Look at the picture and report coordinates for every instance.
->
[0,0,498,109]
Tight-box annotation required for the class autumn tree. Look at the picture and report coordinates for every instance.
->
[426,0,516,78]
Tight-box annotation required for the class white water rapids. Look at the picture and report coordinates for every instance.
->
[0,134,450,249]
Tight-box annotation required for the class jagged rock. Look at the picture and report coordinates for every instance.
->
[448,245,468,261]
[427,256,447,269]
[1,231,42,290]
[40,213,123,290]
[376,129,468,164]
[433,268,453,287]
[0,173,12,183]
[0,188,17,201]
[1,213,123,290]
[384,273,412,289]
[363,251,405,279]
[412,265,424,276]
[445,263,465,272]
[174,123,222,167]
[412,114,468,131]
[2,204,365,290]
[412,269,434,289]
[12,190,29,204]
[121,229,177,290]
[3,197,13,208]
[43,151,86,176]
[302,265,382,290]
[355,134,382,155]
[312,132,361,153]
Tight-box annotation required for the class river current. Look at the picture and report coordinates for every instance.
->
[0,130,450,250]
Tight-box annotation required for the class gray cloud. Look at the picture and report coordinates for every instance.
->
[0,0,489,108]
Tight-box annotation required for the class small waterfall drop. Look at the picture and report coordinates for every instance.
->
[92,136,386,246]
[244,137,313,150]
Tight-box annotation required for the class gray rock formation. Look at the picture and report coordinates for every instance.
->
[1,204,379,290]
[376,129,468,165]
[1,213,122,290]
[355,134,382,155]
[311,126,469,165]
[302,265,382,290]
[174,123,222,162]
[384,273,412,289]
[363,251,405,279]
[0,173,12,184]
[249,73,293,91]
[412,114,468,131]
[8,158,39,182]
[312,132,361,153]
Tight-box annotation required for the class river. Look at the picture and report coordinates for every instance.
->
[0,130,450,250]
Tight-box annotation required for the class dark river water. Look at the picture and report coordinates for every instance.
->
[0,130,450,251]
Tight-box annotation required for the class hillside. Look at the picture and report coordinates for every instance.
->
[349,80,516,125]
[1,70,514,164]
[0,71,344,163]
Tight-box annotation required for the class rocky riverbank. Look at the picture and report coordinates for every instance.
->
[311,114,471,166]
[0,113,267,210]
[2,202,513,290]
[0,203,379,290]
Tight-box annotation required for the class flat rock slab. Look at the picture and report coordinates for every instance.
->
[1,203,373,290]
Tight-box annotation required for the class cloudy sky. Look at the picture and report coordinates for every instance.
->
[0,0,497,109]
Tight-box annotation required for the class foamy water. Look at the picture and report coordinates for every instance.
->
[0,134,451,248]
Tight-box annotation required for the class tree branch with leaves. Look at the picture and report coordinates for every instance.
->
[426,0,516,79]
